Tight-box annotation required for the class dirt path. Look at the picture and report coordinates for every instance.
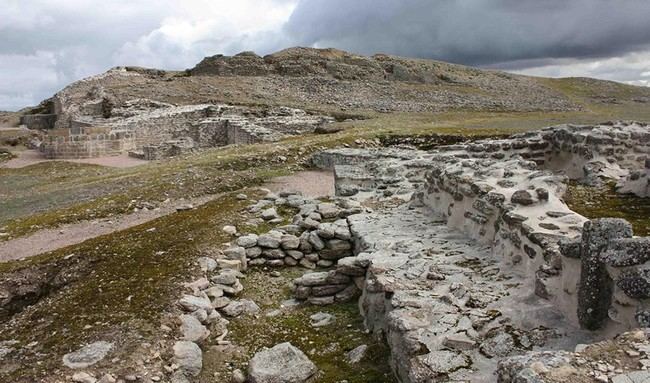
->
[0,170,335,262]
[1,149,147,169]
[0,195,218,262]
[264,170,335,198]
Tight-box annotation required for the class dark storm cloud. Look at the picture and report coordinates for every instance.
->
[284,0,650,67]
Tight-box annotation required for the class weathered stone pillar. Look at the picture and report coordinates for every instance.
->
[578,218,633,330]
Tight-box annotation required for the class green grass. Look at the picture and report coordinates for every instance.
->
[565,182,650,236]
[0,190,262,381]
[212,268,395,383]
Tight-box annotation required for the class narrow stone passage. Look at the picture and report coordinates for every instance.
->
[350,202,594,382]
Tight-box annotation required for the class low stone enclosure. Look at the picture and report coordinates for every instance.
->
[259,121,650,382]
[34,98,334,159]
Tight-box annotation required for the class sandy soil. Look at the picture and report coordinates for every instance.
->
[264,170,335,198]
[0,170,335,262]
[1,149,147,169]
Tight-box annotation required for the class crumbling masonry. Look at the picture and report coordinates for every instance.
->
[286,121,650,382]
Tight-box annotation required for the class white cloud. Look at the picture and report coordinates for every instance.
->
[0,0,297,110]
[113,0,297,69]
[510,50,650,86]
[0,51,60,111]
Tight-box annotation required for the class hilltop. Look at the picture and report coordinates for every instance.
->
[8,47,648,125]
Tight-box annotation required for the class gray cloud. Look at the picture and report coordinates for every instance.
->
[284,0,650,66]
[1,0,650,111]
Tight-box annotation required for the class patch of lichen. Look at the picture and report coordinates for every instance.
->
[216,268,395,383]
[0,191,262,381]
[565,182,650,236]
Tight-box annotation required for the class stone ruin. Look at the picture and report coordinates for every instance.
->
[145,121,650,382]
[277,121,650,382]
[21,76,334,159]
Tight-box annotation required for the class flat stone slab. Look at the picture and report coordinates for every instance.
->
[62,341,113,369]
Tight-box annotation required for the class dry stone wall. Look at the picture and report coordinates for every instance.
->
[302,123,650,381]
[38,95,333,159]
[312,121,650,332]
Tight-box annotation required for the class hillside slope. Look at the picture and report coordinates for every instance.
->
[19,47,646,122]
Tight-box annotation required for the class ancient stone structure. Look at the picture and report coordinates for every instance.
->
[18,114,56,130]
[298,121,650,382]
[21,72,334,159]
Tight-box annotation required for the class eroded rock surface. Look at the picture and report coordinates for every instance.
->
[62,341,113,369]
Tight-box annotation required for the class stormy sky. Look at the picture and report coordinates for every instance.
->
[2,0,650,111]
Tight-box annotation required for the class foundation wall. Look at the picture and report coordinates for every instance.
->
[39,132,172,159]
[312,122,650,331]
[19,114,57,130]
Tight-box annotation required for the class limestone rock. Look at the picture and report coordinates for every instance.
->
[62,341,113,369]
[173,341,203,377]
[346,344,368,364]
[180,314,210,342]
[281,234,301,250]
[197,257,218,272]
[223,225,237,235]
[261,208,280,221]
[309,312,335,327]
[247,342,318,383]
[258,232,282,248]
[237,234,259,248]
[222,299,261,317]
[72,372,97,383]
[179,294,213,312]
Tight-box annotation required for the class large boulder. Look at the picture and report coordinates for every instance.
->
[173,341,203,377]
[248,342,318,383]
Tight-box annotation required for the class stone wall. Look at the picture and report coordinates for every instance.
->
[19,114,57,130]
[436,121,650,194]
[312,121,650,332]
[36,99,334,159]
[140,137,195,160]
[39,131,169,159]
